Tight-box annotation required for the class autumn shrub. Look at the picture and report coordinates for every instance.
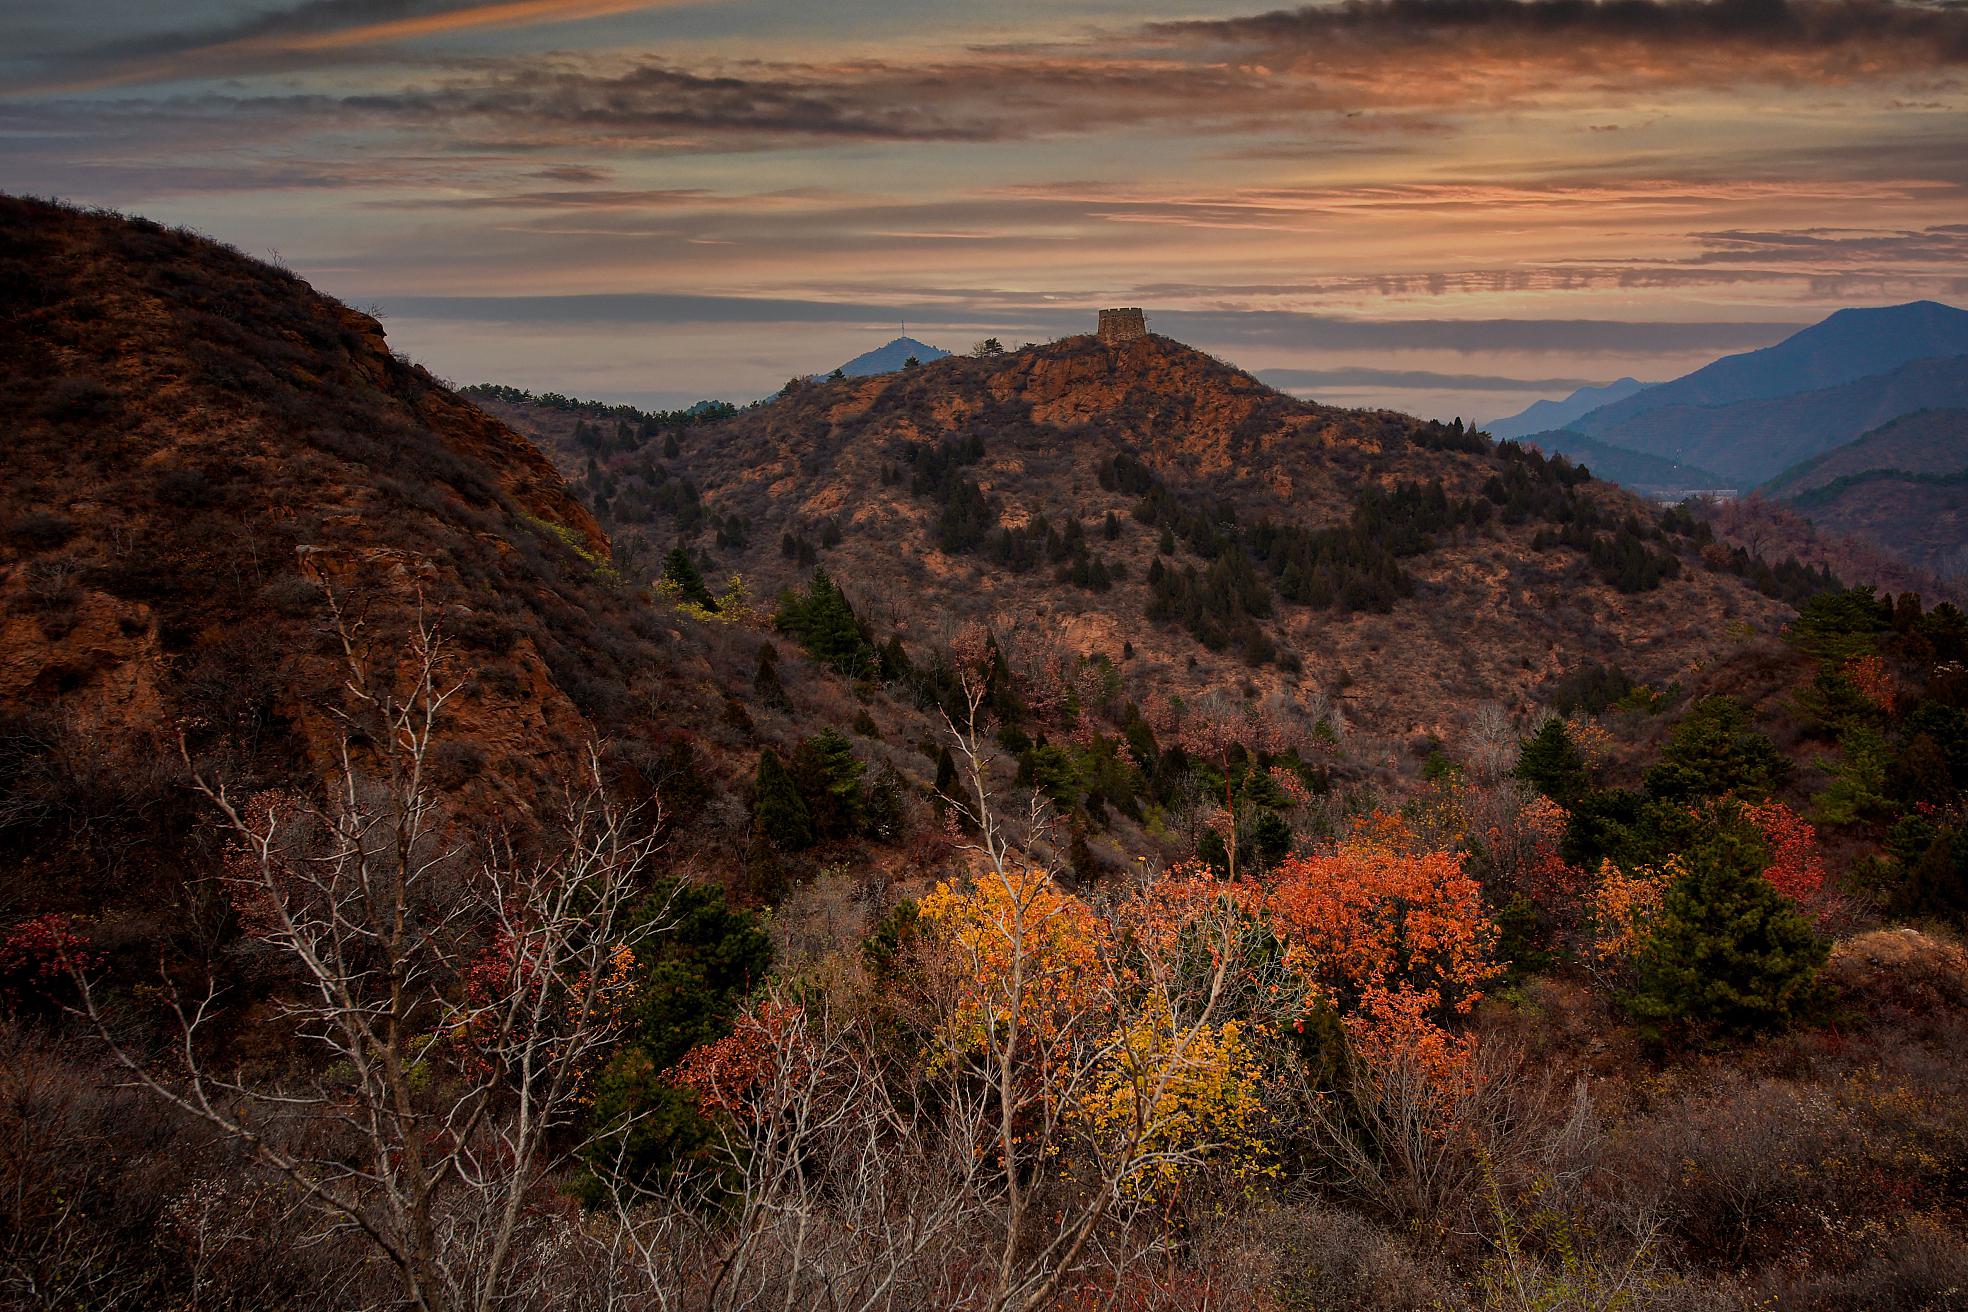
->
[1266,843,1500,1072]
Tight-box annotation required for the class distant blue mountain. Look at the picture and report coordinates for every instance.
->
[1522,430,1728,497]
[823,336,951,379]
[1572,301,1968,436]
[1485,377,1651,441]
[1548,352,1968,488]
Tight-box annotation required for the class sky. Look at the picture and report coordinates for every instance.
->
[4,0,1966,421]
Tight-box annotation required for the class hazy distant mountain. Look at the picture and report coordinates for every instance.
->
[824,336,951,378]
[1762,408,1968,579]
[1521,429,1727,497]
[1573,301,1968,436]
[1556,353,1968,488]
[1486,378,1651,441]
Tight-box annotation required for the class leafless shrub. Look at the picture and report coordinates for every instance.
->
[73,606,674,1312]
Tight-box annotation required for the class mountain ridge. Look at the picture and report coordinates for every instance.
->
[1486,377,1651,441]
[1573,300,1968,435]
[1549,352,1968,488]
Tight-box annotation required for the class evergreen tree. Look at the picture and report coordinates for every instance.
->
[1901,827,1967,925]
[879,634,912,682]
[1644,696,1786,802]
[933,745,961,807]
[662,545,717,610]
[753,749,813,851]
[791,729,866,839]
[863,762,907,842]
[774,567,877,677]
[1629,820,1828,1033]
[753,643,791,712]
[1068,826,1099,884]
[1515,717,1590,808]
[1250,811,1293,868]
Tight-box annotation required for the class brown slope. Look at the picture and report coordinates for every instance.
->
[0,197,810,922]
[493,334,1795,747]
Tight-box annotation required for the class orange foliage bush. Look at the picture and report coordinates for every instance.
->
[1265,845,1499,1072]
[1587,858,1679,967]
[1742,799,1830,914]
[1843,653,1897,714]
[672,999,806,1122]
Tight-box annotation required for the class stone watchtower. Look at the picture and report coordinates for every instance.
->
[1097,307,1147,344]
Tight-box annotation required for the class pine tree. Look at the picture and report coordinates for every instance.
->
[791,729,866,840]
[879,634,911,681]
[752,749,813,851]
[1515,717,1589,808]
[933,745,960,807]
[753,644,791,711]
[1629,821,1828,1033]
[774,568,876,677]
[863,762,906,842]
[662,545,717,611]
[1644,696,1786,802]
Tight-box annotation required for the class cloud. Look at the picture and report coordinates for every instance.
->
[1155,0,1968,66]
[24,0,710,94]
[365,289,1800,356]
[1258,367,1605,391]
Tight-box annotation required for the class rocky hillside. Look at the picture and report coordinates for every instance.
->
[490,333,1810,750]
[0,197,869,926]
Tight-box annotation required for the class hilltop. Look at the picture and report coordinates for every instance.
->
[824,335,951,378]
[492,330,1810,749]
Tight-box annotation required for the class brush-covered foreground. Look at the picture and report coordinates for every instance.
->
[3,198,1967,1312]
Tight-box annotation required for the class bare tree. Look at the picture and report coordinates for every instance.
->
[562,990,992,1311]
[73,611,671,1312]
[924,668,1272,1311]
[1462,701,1519,784]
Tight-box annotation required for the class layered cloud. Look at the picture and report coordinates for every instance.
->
[4,0,1963,415]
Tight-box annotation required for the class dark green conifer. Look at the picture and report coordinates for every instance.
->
[753,749,813,851]
[791,729,865,839]
[1515,717,1589,808]
[1629,820,1828,1033]
[662,545,717,610]
[1644,697,1786,802]
[753,644,791,711]
[863,762,906,842]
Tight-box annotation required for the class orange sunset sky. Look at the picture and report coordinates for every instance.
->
[5,0,1965,420]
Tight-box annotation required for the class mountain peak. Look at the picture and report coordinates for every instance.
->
[1565,299,1968,443]
[822,335,952,379]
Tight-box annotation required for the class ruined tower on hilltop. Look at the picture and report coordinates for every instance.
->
[1097,307,1147,344]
